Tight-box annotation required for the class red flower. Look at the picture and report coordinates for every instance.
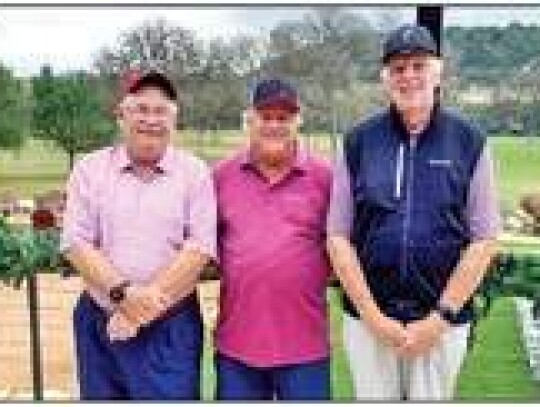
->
[31,209,56,230]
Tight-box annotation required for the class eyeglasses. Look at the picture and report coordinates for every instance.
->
[127,103,176,118]
[122,98,177,119]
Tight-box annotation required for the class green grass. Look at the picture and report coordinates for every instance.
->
[0,138,69,178]
[457,297,540,400]
[489,136,540,211]
[1,133,538,208]
[328,288,355,400]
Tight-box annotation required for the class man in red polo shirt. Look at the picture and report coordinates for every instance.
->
[213,78,333,400]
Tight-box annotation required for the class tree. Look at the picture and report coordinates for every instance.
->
[445,24,540,83]
[188,36,256,131]
[31,66,116,170]
[0,64,27,150]
[94,18,203,108]
[266,8,380,133]
[95,18,201,77]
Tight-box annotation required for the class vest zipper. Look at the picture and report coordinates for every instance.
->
[395,143,405,200]
[400,138,416,283]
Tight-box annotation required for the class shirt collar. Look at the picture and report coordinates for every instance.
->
[389,101,441,142]
[238,141,308,175]
[114,143,174,175]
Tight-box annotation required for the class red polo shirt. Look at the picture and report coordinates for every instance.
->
[213,147,332,367]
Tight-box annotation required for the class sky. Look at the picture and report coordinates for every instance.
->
[1,6,540,77]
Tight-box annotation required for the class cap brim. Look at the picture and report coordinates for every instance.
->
[383,48,438,64]
[253,93,300,113]
[254,100,300,114]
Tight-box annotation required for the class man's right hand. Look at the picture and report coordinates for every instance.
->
[364,309,409,349]
[107,311,139,342]
[117,284,170,326]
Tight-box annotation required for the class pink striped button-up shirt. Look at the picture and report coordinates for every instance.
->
[61,143,217,309]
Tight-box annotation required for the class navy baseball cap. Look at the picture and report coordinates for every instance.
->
[250,78,300,113]
[121,69,177,101]
[382,24,438,64]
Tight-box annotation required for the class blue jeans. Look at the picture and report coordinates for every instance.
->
[215,352,331,400]
[73,293,203,400]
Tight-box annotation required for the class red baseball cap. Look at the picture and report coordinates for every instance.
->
[120,69,177,101]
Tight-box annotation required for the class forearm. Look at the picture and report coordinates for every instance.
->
[150,247,211,303]
[64,243,124,294]
[326,234,381,320]
[440,238,500,309]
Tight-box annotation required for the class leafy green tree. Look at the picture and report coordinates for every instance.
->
[32,66,116,169]
[0,64,27,150]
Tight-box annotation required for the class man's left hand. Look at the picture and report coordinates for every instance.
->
[399,312,449,358]
[117,283,170,327]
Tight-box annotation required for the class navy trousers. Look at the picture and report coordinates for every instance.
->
[215,352,331,400]
[73,293,203,400]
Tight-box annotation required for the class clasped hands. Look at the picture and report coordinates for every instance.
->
[365,310,450,359]
[107,284,171,342]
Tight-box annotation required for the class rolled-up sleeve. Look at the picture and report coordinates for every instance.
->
[466,144,502,240]
[327,140,354,238]
[184,160,218,260]
[60,159,99,253]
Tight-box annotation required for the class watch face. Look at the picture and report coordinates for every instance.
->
[109,281,130,304]
[438,305,457,322]
[109,286,126,304]
[441,308,453,321]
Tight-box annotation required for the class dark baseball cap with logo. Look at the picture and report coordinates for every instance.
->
[120,69,177,101]
[250,78,300,113]
[382,24,438,64]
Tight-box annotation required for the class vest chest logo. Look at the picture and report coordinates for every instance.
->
[428,159,453,167]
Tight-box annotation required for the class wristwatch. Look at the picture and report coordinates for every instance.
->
[434,303,460,324]
[108,281,131,305]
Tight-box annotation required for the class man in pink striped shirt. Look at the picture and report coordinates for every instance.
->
[61,70,217,400]
[213,78,333,400]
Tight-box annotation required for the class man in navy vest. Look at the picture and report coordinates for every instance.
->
[326,24,501,400]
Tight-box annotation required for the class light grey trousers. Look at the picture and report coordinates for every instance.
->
[343,314,470,401]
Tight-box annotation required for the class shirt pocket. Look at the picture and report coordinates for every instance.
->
[280,192,321,229]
